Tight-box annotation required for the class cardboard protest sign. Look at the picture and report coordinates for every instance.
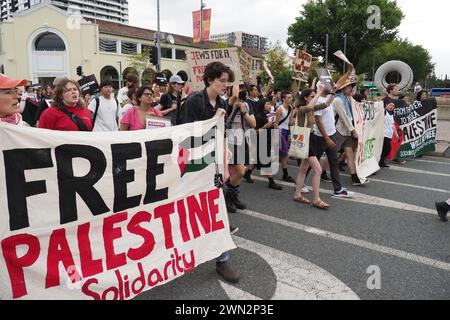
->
[316,68,334,92]
[293,50,312,82]
[352,100,385,183]
[0,118,235,300]
[186,48,242,91]
[239,49,256,85]
[78,74,100,95]
[391,98,438,158]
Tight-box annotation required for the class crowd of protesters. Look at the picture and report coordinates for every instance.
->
[0,64,448,286]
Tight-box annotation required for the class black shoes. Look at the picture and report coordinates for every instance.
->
[216,261,240,283]
[282,175,295,183]
[225,184,246,212]
[379,162,390,168]
[435,202,449,222]
[321,171,332,183]
[243,170,254,183]
[268,180,283,190]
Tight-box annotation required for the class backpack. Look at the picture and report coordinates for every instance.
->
[93,96,119,127]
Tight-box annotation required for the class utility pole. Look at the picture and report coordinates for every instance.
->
[343,33,347,74]
[325,34,329,68]
[200,0,205,48]
[156,0,162,72]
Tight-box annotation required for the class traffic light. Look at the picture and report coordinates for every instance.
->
[150,46,158,66]
[76,65,83,77]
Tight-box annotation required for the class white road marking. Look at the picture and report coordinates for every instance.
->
[287,165,450,194]
[240,210,450,273]
[388,165,450,178]
[252,176,437,216]
[220,237,359,300]
[411,158,450,166]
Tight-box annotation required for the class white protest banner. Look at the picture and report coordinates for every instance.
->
[352,100,385,183]
[293,50,312,82]
[187,48,242,91]
[0,118,235,300]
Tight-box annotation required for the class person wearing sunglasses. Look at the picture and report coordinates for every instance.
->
[0,74,28,126]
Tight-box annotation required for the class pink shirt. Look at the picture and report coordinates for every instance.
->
[120,106,163,131]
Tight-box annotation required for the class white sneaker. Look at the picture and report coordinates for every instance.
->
[301,185,310,193]
[332,188,354,198]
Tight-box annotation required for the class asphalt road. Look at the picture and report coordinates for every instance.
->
[135,155,450,301]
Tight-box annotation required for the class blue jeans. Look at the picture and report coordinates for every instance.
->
[216,251,230,263]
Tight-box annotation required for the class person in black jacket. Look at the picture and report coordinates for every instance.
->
[179,61,240,284]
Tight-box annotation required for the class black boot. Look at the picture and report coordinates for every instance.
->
[268,178,282,190]
[231,185,246,210]
[435,202,450,222]
[243,169,254,183]
[225,185,237,214]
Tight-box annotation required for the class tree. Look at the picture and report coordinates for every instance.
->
[287,0,404,67]
[258,42,292,90]
[357,38,434,82]
[127,47,153,74]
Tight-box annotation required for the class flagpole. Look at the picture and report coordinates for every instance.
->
[200,0,205,48]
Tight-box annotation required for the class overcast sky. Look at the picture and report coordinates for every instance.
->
[128,0,449,78]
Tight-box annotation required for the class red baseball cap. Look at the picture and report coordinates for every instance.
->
[0,73,28,89]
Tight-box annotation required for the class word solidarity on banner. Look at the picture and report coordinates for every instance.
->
[352,101,385,183]
[392,99,438,158]
[187,48,243,91]
[0,118,235,300]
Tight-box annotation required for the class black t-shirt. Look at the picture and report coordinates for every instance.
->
[245,97,260,115]
[255,112,268,130]
[180,89,228,124]
[160,93,181,124]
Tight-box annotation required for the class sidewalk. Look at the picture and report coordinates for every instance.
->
[430,120,450,157]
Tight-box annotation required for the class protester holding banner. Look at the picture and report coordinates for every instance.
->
[416,90,429,102]
[275,91,297,183]
[384,84,406,164]
[435,198,450,222]
[178,61,240,284]
[38,79,93,131]
[0,74,28,126]
[120,86,163,131]
[294,87,333,209]
[379,101,397,168]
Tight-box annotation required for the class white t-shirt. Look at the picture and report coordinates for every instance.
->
[313,96,336,137]
[88,96,119,132]
[117,87,129,106]
[278,105,292,131]
[384,112,395,138]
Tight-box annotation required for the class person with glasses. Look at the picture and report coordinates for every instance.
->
[38,79,93,131]
[120,86,162,131]
[0,74,28,126]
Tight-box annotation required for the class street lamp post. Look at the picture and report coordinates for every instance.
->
[156,0,162,72]
[117,61,122,88]
[343,33,347,74]
[200,0,205,48]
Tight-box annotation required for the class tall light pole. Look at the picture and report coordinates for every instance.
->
[343,33,347,74]
[156,0,162,72]
[200,0,205,48]
[325,34,329,68]
[117,61,122,88]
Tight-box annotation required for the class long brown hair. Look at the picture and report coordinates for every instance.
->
[52,79,84,110]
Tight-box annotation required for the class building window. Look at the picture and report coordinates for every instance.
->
[175,49,186,60]
[161,47,173,59]
[121,42,137,55]
[34,32,65,51]
[99,39,117,53]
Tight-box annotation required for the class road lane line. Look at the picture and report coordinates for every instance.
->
[240,209,450,272]
[287,165,450,194]
[388,165,450,178]
[251,176,437,216]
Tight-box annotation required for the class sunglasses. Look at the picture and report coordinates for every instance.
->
[0,88,21,95]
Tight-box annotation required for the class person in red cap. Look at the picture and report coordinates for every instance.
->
[0,74,28,125]
[38,78,93,131]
